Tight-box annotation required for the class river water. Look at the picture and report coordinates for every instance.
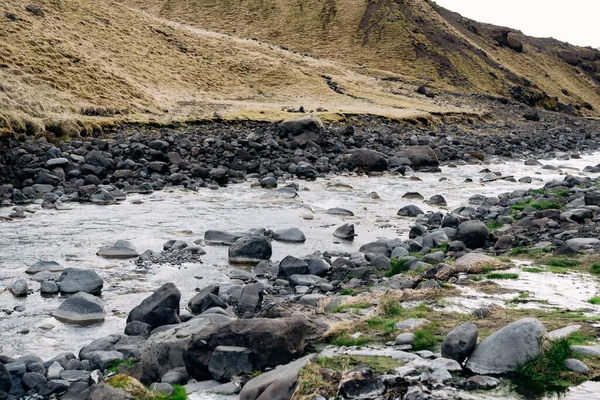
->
[1,153,599,399]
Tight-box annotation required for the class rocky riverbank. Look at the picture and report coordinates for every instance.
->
[2,115,600,400]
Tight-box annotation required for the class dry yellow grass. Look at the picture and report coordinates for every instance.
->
[1,0,598,134]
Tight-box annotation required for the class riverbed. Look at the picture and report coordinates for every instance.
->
[1,153,599,367]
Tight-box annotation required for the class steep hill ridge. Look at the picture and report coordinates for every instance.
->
[1,0,599,137]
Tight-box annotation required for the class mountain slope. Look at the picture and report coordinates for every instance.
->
[123,0,600,113]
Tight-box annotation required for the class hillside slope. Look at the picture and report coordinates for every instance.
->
[123,0,600,114]
[1,0,599,138]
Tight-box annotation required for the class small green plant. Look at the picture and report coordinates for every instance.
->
[385,258,411,277]
[329,303,371,313]
[486,220,504,231]
[544,257,581,268]
[155,385,187,400]
[590,264,600,274]
[511,247,526,256]
[517,337,573,389]
[329,332,370,347]
[378,295,403,317]
[553,189,571,198]
[107,358,136,374]
[412,325,442,351]
[511,201,532,212]
[486,273,519,280]
[523,267,544,273]
[469,276,483,281]
[339,288,354,296]
[530,201,561,211]
[588,296,600,305]
[481,265,493,274]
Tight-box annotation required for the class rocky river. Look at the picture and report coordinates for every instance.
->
[2,116,600,400]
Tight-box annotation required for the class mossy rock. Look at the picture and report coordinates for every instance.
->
[106,374,150,400]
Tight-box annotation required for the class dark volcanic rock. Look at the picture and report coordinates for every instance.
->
[346,148,388,173]
[57,268,103,294]
[228,236,272,263]
[396,146,440,170]
[126,283,181,330]
[455,220,490,249]
[184,318,309,381]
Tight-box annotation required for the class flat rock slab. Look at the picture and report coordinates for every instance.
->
[566,238,600,250]
[547,325,581,340]
[26,261,64,274]
[394,318,430,331]
[572,345,600,357]
[53,292,105,324]
[97,240,139,259]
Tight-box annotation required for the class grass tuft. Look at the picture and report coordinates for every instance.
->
[486,220,504,231]
[385,258,411,278]
[590,264,600,275]
[107,358,136,374]
[517,338,577,390]
[543,257,581,268]
[486,273,519,280]
[588,296,600,305]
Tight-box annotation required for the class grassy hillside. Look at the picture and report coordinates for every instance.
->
[1,0,599,137]
[123,0,600,113]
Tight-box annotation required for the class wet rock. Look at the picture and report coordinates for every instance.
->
[427,195,447,206]
[0,363,11,400]
[124,321,152,338]
[260,177,277,189]
[396,146,440,170]
[5,363,26,398]
[442,322,478,364]
[463,375,499,390]
[53,292,105,323]
[97,240,139,258]
[278,256,309,279]
[208,346,254,381]
[279,115,324,144]
[455,220,489,249]
[333,223,355,240]
[91,189,115,205]
[397,205,424,217]
[271,228,306,243]
[184,317,309,381]
[26,260,64,274]
[187,285,220,315]
[239,354,315,400]
[228,236,272,263]
[466,318,546,374]
[57,268,103,294]
[9,279,28,297]
[237,282,264,315]
[346,148,388,173]
[305,258,330,277]
[339,365,385,399]
[40,280,59,294]
[127,282,181,329]
[326,207,354,216]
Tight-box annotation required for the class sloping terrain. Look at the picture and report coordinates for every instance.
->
[0,0,599,137]
[123,0,600,113]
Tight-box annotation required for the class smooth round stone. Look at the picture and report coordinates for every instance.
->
[10,280,29,297]
[395,333,416,345]
[53,292,105,324]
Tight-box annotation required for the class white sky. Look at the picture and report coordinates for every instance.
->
[433,0,600,48]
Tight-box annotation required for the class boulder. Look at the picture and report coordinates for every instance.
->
[57,268,104,294]
[53,292,105,323]
[240,354,315,400]
[346,148,388,173]
[126,283,181,329]
[22,372,47,392]
[333,223,355,240]
[237,283,264,315]
[26,260,64,274]
[187,285,220,315]
[584,192,600,207]
[91,189,116,205]
[397,205,424,217]
[566,238,600,250]
[396,146,440,170]
[204,230,242,245]
[441,322,478,364]
[278,256,309,279]
[271,228,306,243]
[9,280,28,297]
[279,115,324,144]
[184,318,309,381]
[208,346,254,381]
[466,318,547,374]
[435,253,501,281]
[455,220,489,249]
[228,236,272,263]
[97,240,139,259]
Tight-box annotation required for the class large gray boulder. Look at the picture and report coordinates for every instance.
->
[395,146,439,170]
[96,240,139,259]
[127,283,181,330]
[53,292,105,324]
[333,223,355,240]
[240,354,316,400]
[455,220,489,249]
[466,318,547,374]
[277,256,309,279]
[228,236,272,263]
[184,318,309,381]
[279,115,324,144]
[346,148,388,173]
[57,268,104,294]
[441,322,478,364]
